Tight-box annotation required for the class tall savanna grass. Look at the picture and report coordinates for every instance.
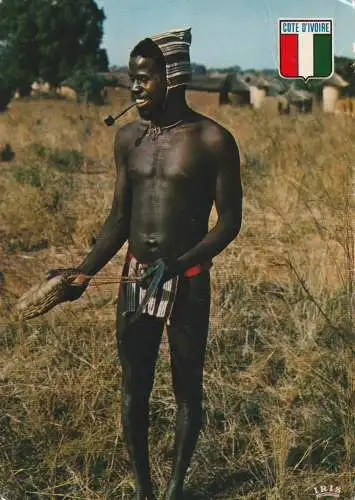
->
[0,92,353,499]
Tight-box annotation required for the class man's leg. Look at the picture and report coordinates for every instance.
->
[164,271,211,499]
[116,308,164,500]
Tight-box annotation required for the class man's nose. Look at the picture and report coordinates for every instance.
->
[131,80,142,94]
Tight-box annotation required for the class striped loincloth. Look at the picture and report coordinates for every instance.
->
[119,252,180,324]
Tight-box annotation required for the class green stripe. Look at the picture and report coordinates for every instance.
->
[313,34,332,77]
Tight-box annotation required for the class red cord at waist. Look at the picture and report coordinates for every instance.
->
[127,251,211,278]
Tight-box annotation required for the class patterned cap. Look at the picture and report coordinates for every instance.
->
[149,27,192,89]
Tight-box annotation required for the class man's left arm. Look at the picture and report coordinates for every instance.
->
[174,126,243,274]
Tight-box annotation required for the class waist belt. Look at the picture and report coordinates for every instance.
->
[127,252,211,278]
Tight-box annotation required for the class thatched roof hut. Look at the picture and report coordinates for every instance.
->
[57,85,78,101]
[228,74,250,105]
[243,74,286,108]
[322,72,349,113]
[186,74,228,106]
[100,71,130,89]
[187,73,250,106]
[187,75,227,92]
[285,86,313,112]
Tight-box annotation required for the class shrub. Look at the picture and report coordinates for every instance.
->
[65,68,109,105]
[3,146,77,252]
[48,148,85,172]
[0,82,14,112]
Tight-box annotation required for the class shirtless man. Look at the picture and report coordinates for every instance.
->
[48,28,243,500]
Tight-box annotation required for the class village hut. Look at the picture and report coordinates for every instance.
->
[187,72,251,107]
[187,74,227,107]
[57,85,78,101]
[334,72,355,115]
[110,71,131,90]
[30,81,51,96]
[98,70,132,102]
[228,73,250,105]
[208,71,229,79]
[246,75,270,108]
[322,72,349,113]
[285,86,313,113]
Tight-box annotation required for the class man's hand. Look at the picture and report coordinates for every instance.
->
[46,268,90,301]
[139,258,179,290]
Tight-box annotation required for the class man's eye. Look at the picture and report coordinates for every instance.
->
[129,75,149,85]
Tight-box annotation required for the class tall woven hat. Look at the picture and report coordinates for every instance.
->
[149,27,192,89]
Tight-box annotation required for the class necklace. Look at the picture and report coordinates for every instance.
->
[147,119,184,140]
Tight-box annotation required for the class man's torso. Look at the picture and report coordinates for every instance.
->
[123,112,219,263]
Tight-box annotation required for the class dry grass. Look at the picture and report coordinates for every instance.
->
[0,93,354,499]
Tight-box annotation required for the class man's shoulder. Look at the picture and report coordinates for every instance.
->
[114,119,146,150]
[191,112,237,150]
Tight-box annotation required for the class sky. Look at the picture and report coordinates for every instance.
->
[98,0,355,70]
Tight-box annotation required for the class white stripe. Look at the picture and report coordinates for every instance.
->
[167,64,190,73]
[127,259,136,309]
[166,277,179,323]
[139,275,146,311]
[159,44,190,51]
[151,29,191,41]
[167,63,190,70]
[158,42,190,50]
[167,70,191,78]
[167,69,191,77]
[151,36,189,45]
[147,293,156,314]
[163,49,189,57]
[157,281,171,317]
[298,32,314,79]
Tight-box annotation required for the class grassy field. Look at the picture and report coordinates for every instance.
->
[0,91,353,499]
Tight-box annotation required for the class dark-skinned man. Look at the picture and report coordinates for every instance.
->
[47,27,243,500]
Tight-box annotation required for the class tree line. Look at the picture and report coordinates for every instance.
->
[1,0,353,112]
[0,0,109,110]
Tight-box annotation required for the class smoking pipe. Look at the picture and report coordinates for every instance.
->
[104,102,137,126]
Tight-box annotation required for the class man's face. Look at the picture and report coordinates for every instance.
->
[129,56,167,120]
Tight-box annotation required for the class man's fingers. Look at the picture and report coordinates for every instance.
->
[46,268,83,283]
[46,268,62,280]
[71,274,90,286]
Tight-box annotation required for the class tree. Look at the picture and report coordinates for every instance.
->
[0,0,41,96]
[334,55,355,84]
[64,67,110,105]
[191,63,207,75]
[0,0,109,92]
[36,0,108,86]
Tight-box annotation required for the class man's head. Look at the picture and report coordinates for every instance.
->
[129,28,192,121]
[129,38,167,121]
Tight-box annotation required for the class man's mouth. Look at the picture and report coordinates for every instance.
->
[135,98,150,108]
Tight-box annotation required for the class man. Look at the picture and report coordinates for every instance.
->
[48,27,243,500]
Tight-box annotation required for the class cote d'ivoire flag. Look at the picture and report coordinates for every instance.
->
[279,19,333,80]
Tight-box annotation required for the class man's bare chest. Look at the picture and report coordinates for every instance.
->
[126,127,209,182]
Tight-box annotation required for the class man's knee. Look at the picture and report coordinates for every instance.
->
[121,391,150,422]
[121,365,156,401]
[176,380,204,410]
[176,399,204,428]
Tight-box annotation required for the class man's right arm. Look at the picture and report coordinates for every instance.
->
[75,125,132,277]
